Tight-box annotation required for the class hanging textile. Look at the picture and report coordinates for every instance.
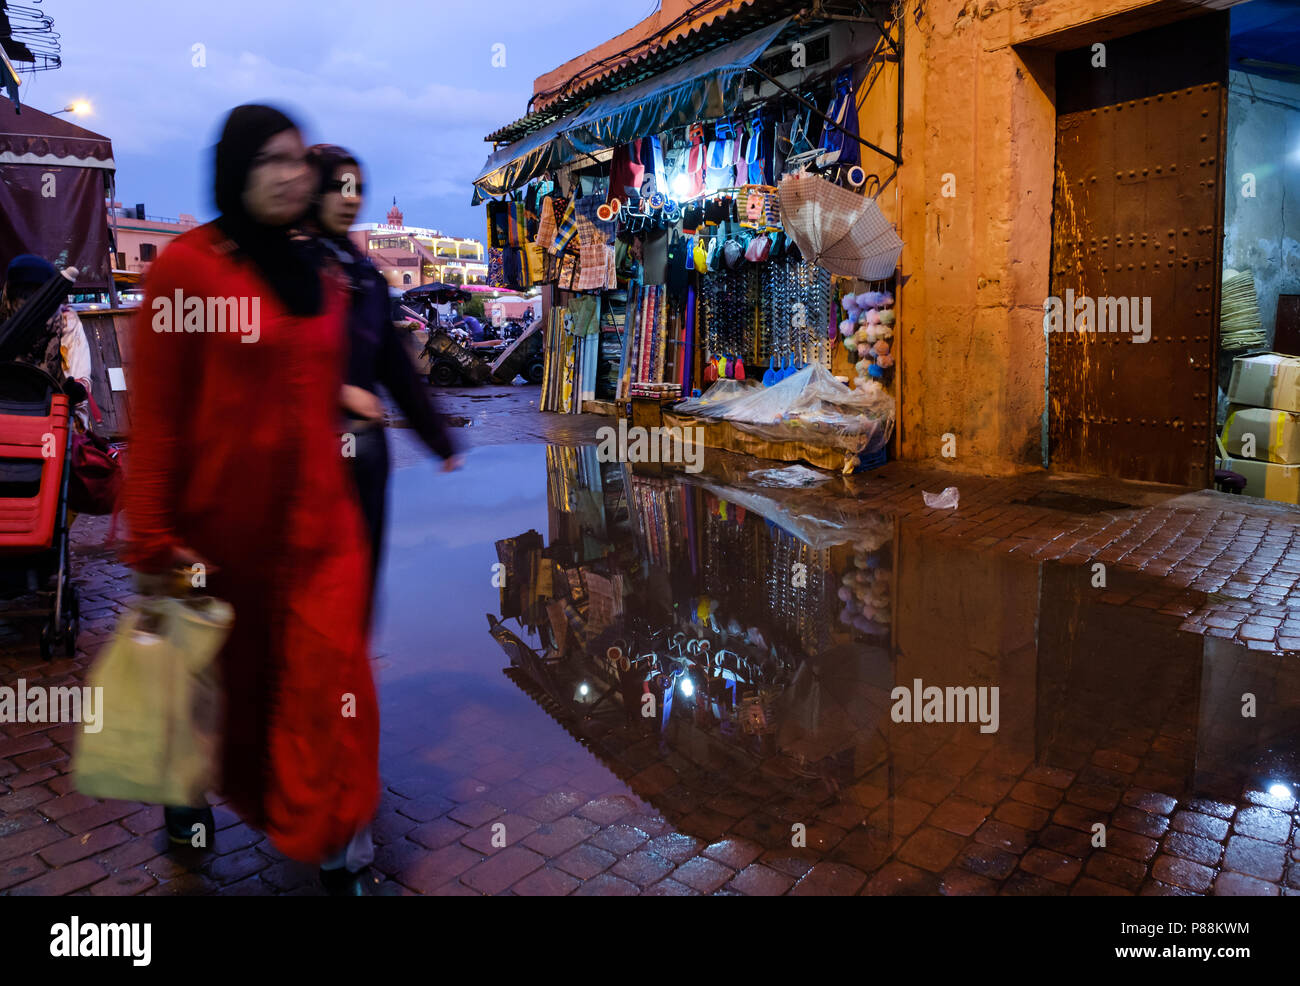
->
[487,201,510,248]
[682,285,696,393]
[568,295,601,336]
[681,124,707,201]
[819,68,861,168]
[535,195,559,248]
[487,247,507,288]
[550,198,579,254]
[608,139,647,203]
[520,241,547,287]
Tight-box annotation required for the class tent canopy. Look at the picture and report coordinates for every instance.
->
[0,102,115,289]
[472,17,789,201]
[472,113,578,204]
[0,100,114,169]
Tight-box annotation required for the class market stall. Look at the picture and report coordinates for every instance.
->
[472,17,905,466]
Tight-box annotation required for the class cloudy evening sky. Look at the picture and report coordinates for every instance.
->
[18,0,650,238]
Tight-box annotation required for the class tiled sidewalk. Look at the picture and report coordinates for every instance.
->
[2,431,1300,894]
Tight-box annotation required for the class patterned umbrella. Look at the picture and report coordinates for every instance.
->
[776,171,902,280]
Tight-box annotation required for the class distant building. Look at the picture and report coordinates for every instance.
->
[350,199,488,289]
[108,204,199,275]
[104,197,487,293]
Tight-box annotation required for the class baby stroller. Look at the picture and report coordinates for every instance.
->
[0,359,80,658]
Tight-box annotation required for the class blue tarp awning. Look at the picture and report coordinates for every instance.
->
[471,17,789,202]
[471,113,578,203]
[564,17,789,153]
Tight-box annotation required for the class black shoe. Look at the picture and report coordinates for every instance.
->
[319,867,369,896]
[164,805,216,848]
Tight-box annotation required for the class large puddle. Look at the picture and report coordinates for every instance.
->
[372,442,1300,893]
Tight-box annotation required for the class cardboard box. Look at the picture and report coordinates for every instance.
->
[1224,456,1300,504]
[1221,405,1300,464]
[1226,352,1300,413]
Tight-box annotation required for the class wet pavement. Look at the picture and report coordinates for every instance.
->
[2,386,1299,894]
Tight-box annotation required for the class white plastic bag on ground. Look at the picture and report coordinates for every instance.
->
[923,486,959,510]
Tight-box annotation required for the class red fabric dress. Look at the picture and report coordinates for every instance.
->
[123,223,379,863]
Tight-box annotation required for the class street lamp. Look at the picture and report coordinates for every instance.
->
[51,100,92,117]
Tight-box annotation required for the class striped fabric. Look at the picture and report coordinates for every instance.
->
[574,219,608,291]
[534,196,557,249]
[550,199,579,254]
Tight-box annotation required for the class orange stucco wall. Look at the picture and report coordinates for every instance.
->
[872,0,1242,475]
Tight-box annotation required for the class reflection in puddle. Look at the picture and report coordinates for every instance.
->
[379,443,1300,892]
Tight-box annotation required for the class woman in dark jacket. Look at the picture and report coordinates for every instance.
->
[306,144,462,615]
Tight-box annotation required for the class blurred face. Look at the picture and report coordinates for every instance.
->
[318,162,363,236]
[243,129,311,226]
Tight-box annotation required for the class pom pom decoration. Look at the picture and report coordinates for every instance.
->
[842,287,899,388]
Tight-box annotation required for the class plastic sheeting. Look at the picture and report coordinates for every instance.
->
[695,479,860,550]
[672,362,894,457]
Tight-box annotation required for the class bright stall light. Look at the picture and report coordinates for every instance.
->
[671,173,694,199]
[1268,782,1292,800]
[679,677,694,698]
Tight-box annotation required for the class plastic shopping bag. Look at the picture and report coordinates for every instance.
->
[73,595,231,807]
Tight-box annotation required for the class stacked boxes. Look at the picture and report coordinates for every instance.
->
[1221,353,1300,503]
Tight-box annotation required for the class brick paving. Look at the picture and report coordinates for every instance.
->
[3,394,1300,894]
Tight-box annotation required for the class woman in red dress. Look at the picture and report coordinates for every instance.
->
[123,105,379,886]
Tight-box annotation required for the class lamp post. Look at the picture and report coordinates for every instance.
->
[51,100,92,117]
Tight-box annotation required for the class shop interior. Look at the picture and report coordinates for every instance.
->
[1216,1,1300,501]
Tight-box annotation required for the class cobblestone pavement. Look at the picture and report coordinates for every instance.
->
[2,398,1299,895]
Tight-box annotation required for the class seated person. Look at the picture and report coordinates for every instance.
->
[0,255,94,428]
[460,313,484,341]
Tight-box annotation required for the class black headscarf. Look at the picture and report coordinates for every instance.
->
[213,104,322,316]
[306,143,364,266]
